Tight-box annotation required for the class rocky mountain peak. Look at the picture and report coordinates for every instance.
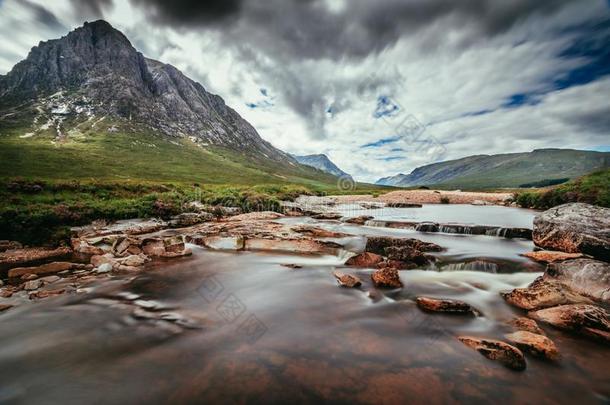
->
[0,20,292,162]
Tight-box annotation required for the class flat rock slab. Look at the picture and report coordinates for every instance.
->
[507,317,545,335]
[0,247,72,269]
[501,276,592,310]
[416,297,481,316]
[533,203,610,261]
[529,304,610,344]
[505,331,560,360]
[458,336,526,371]
[8,262,76,278]
[365,236,442,255]
[522,250,584,264]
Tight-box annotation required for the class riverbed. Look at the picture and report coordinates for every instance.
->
[0,205,608,404]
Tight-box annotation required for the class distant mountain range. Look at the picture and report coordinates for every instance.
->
[291,154,352,179]
[376,149,610,189]
[0,20,344,186]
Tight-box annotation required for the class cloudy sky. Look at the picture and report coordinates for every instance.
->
[0,0,609,182]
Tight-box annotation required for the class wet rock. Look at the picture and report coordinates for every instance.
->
[365,236,442,255]
[21,273,39,281]
[416,297,481,316]
[200,236,245,250]
[90,253,116,267]
[290,225,348,238]
[311,212,343,220]
[386,202,422,208]
[471,200,492,206]
[533,203,610,260]
[244,238,341,254]
[529,304,610,344]
[333,271,362,288]
[507,317,545,335]
[343,215,373,225]
[281,264,303,269]
[458,336,526,371]
[504,331,560,360]
[163,236,185,253]
[29,288,67,299]
[545,258,610,302]
[522,250,584,264]
[371,267,403,289]
[24,279,42,290]
[119,254,149,267]
[112,236,142,257]
[345,252,384,268]
[142,238,167,256]
[384,246,434,267]
[8,261,75,278]
[169,212,213,228]
[0,247,72,269]
[501,276,592,310]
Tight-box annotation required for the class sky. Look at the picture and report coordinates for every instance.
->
[0,0,609,182]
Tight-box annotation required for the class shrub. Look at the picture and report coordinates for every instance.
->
[440,196,450,204]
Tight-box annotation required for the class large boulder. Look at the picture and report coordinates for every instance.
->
[533,203,610,261]
[501,276,592,310]
[529,304,610,344]
[545,259,610,302]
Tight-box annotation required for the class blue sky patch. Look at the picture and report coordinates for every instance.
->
[361,136,401,148]
[373,95,400,118]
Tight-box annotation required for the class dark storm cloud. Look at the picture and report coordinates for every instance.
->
[129,0,580,60]
[131,0,243,25]
[69,0,114,17]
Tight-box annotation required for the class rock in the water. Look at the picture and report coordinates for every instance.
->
[95,263,113,273]
[169,212,213,227]
[504,331,560,360]
[529,304,610,344]
[345,252,384,268]
[458,336,526,371]
[291,225,347,238]
[522,250,584,264]
[0,247,71,269]
[501,276,592,310]
[8,262,75,278]
[343,215,373,225]
[384,246,434,267]
[333,271,362,288]
[545,258,610,302]
[371,267,403,288]
[386,202,423,208]
[416,297,481,316]
[119,254,149,267]
[0,304,13,312]
[365,236,442,255]
[507,317,545,335]
[311,212,343,220]
[532,203,610,260]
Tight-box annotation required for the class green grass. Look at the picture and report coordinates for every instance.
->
[515,169,610,209]
[0,119,391,245]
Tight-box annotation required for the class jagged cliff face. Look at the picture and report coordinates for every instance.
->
[0,20,291,162]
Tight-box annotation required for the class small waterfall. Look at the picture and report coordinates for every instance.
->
[442,260,499,273]
[415,222,439,232]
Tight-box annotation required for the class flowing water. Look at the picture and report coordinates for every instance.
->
[1,205,609,404]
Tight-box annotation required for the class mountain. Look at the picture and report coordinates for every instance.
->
[376,149,610,189]
[0,20,344,186]
[291,154,352,178]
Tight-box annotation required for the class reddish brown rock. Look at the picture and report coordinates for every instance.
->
[416,297,481,316]
[0,303,14,312]
[333,271,362,288]
[0,240,22,252]
[365,236,442,255]
[311,212,343,220]
[291,225,348,238]
[501,276,592,310]
[343,216,373,225]
[384,246,434,267]
[8,262,75,278]
[505,331,560,360]
[345,252,384,267]
[522,250,584,264]
[529,304,610,344]
[507,317,545,335]
[458,336,526,371]
[545,258,610,302]
[377,259,418,270]
[371,267,403,288]
[29,288,67,299]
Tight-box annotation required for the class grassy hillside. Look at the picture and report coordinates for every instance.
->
[515,169,610,209]
[0,119,389,245]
